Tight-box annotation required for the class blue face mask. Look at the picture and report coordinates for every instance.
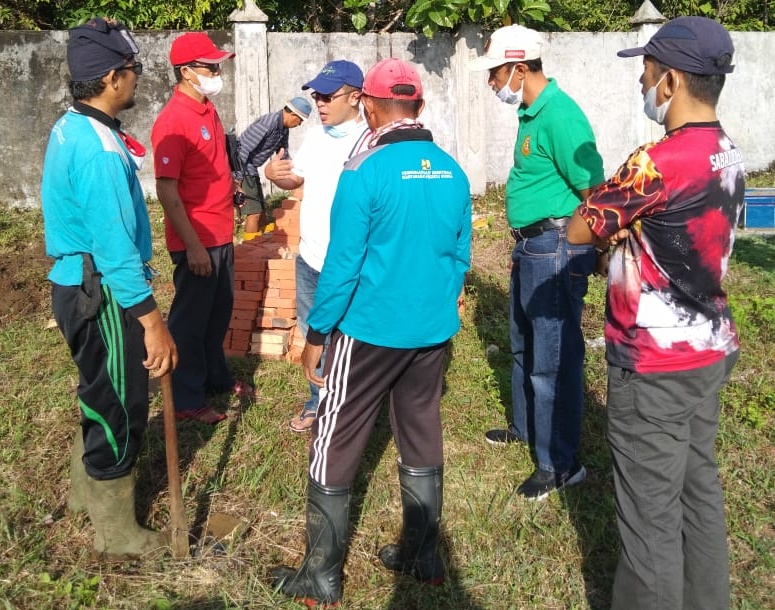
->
[323,118,358,139]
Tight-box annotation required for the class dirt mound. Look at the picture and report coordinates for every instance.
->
[0,240,51,327]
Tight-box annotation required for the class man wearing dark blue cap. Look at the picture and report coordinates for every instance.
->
[568,17,743,610]
[234,95,312,234]
[41,17,177,559]
[265,60,371,434]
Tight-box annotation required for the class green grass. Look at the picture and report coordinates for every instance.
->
[0,194,773,609]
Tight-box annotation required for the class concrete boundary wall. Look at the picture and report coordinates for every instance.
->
[0,18,773,208]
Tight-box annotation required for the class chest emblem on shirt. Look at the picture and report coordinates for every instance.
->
[201,126,211,141]
[421,159,431,171]
[521,135,531,156]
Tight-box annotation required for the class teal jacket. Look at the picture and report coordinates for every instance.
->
[307,129,471,349]
[42,107,155,314]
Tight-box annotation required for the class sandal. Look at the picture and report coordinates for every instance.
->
[289,409,317,433]
[175,406,227,425]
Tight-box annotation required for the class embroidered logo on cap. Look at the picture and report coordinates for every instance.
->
[505,49,526,59]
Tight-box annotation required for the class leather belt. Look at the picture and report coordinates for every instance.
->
[510,216,570,242]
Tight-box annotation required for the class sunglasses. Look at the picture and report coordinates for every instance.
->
[116,62,143,76]
[187,62,221,73]
[311,90,351,104]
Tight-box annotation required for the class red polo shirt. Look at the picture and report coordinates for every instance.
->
[151,86,234,252]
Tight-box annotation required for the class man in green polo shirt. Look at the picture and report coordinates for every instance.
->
[471,25,604,500]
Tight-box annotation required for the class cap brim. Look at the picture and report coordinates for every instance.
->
[617,46,647,58]
[195,50,236,63]
[469,55,508,72]
[301,75,342,95]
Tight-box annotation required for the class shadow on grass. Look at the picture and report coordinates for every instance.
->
[732,233,775,273]
[136,355,261,543]
[381,525,485,610]
[467,269,619,608]
[562,390,618,610]
[466,270,512,423]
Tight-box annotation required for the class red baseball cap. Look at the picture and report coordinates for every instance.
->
[363,58,423,100]
[170,32,235,66]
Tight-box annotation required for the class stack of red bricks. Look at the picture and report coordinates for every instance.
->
[223,199,305,363]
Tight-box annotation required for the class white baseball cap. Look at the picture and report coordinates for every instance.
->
[469,25,544,72]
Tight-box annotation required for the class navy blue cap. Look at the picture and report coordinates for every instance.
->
[618,16,734,75]
[302,60,364,94]
[67,17,139,81]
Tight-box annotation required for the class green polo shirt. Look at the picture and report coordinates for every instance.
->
[505,78,604,229]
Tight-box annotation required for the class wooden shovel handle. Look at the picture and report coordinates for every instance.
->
[160,373,189,559]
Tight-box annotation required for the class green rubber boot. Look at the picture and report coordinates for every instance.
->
[68,430,88,514]
[86,473,169,560]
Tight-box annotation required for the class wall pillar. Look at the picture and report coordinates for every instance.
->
[628,1,667,144]
[229,0,269,134]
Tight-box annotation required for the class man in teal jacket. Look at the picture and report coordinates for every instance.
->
[270,58,471,606]
[41,17,177,560]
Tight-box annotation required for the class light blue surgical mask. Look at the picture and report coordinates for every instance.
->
[323,118,358,138]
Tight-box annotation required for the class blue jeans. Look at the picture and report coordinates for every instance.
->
[509,227,595,473]
[295,255,327,414]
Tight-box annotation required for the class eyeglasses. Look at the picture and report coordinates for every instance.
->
[186,62,221,74]
[311,90,351,104]
[116,62,143,76]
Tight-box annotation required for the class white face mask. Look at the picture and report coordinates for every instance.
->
[495,65,523,105]
[189,70,223,97]
[643,72,676,125]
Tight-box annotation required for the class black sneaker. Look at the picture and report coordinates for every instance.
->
[485,426,522,446]
[516,464,587,501]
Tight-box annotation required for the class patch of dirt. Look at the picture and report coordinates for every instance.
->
[0,240,52,328]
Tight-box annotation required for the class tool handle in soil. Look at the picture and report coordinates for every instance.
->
[161,373,189,558]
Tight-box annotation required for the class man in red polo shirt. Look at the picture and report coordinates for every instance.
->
[152,32,250,424]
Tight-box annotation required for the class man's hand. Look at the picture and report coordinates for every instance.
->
[138,309,178,377]
[301,342,325,388]
[264,149,304,190]
[186,241,212,277]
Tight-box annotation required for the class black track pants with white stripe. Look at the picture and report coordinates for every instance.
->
[309,330,447,488]
[52,283,150,480]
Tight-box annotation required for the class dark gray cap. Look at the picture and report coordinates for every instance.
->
[618,16,734,75]
[67,17,139,81]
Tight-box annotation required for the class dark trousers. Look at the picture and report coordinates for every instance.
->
[52,283,149,480]
[309,331,447,488]
[608,352,739,610]
[168,243,235,411]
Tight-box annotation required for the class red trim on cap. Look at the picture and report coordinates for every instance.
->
[505,50,526,59]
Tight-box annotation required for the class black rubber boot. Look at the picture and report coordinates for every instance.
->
[270,477,351,606]
[378,462,445,584]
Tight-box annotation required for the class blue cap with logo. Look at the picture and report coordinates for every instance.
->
[618,16,734,75]
[302,60,364,95]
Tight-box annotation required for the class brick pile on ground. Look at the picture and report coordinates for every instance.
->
[223,199,304,362]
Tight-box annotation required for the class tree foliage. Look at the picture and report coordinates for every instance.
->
[0,0,772,32]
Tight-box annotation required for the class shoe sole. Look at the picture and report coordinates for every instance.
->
[527,465,587,502]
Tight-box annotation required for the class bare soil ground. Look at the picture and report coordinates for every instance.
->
[0,239,51,327]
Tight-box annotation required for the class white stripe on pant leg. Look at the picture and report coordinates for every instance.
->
[310,334,354,485]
